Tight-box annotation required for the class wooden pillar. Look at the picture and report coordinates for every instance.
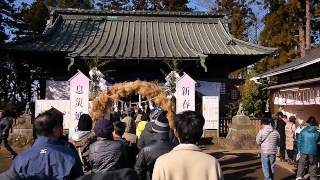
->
[306,0,311,51]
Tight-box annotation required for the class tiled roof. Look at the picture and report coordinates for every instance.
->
[3,9,276,60]
[253,48,320,79]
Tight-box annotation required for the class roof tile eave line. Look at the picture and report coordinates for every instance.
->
[59,20,82,51]
[167,22,182,57]
[86,20,110,56]
[92,21,112,56]
[47,19,73,51]
[189,23,204,53]
[116,21,130,57]
[142,21,148,57]
[148,21,156,57]
[176,22,196,57]
[106,21,124,56]
[218,20,245,54]
[81,21,107,56]
[195,23,210,54]
[56,21,80,51]
[124,21,135,57]
[31,18,68,50]
[200,23,217,54]
[182,22,197,53]
[171,22,189,57]
[258,56,320,78]
[70,21,102,57]
[205,23,224,54]
[154,21,165,57]
[160,22,173,57]
[231,37,277,53]
[67,19,90,52]
[53,8,227,18]
[211,23,231,54]
[216,20,241,54]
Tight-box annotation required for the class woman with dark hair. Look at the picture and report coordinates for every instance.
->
[285,116,296,164]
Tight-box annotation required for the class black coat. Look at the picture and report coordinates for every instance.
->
[135,134,173,180]
[137,122,178,150]
[0,117,12,138]
[89,137,127,173]
[273,118,286,146]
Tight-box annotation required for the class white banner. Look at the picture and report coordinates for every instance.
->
[69,71,90,137]
[202,96,219,129]
[176,73,196,113]
[35,100,70,129]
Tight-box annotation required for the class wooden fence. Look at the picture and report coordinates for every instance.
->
[219,117,262,137]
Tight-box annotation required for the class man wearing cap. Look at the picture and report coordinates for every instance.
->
[135,111,173,180]
[137,107,178,150]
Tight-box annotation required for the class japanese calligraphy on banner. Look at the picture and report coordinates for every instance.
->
[176,73,196,113]
[202,96,219,129]
[69,71,90,137]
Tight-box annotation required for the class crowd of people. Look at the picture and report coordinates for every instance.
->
[256,112,320,180]
[0,107,223,180]
[2,104,320,180]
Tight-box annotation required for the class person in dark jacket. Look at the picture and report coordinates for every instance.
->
[0,109,17,159]
[113,121,138,168]
[272,112,286,161]
[135,113,173,180]
[10,110,84,179]
[89,119,127,173]
[296,116,320,180]
[137,108,178,150]
[70,114,96,172]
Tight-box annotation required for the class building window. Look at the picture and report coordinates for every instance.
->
[220,83,226,95]
[231,89,239,100]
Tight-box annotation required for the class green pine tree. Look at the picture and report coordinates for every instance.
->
[96,0,129,10]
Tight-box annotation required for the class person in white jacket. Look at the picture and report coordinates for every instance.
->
[256,118,280,180]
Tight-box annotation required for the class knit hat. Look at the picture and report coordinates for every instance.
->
[94,119,114,139]
[78,114,92,131]
[151,111,170,133]
[150,107,164,121]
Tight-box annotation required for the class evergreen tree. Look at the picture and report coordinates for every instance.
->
[12,1,50,39]
[132,0,190,11]
[44,0,93,9]
[162,0,191,11]
[96,0,129,10]
[0,0,16,43]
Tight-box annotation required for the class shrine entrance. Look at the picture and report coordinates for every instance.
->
[90,80,175,128]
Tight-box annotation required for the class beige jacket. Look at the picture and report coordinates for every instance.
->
[152,144,223,180]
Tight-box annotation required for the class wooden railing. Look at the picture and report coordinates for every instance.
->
[219,117,262,137]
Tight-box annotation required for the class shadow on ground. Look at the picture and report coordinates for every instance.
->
[210,151,296,180]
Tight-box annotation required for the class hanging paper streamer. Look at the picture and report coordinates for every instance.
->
[149,100,154,110]
[120,101,124,112]
[124,103,128,111]
[113,101,118,112]
[138,94,143,109]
